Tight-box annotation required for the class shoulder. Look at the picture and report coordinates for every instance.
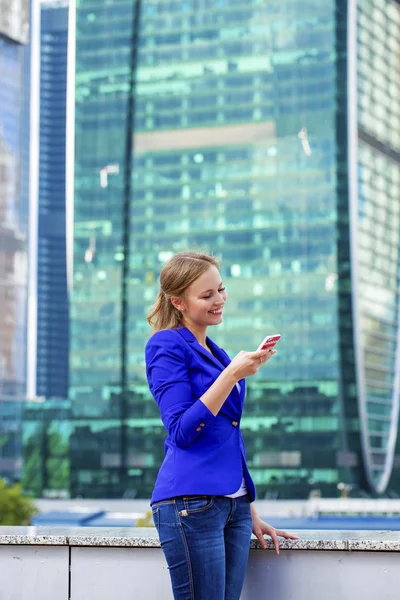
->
[146,328,182,346]
[145,329,188,357]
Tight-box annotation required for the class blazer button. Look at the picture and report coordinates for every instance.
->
[232,421,238,427]
[196,427,202,432]
[199,422,205,427]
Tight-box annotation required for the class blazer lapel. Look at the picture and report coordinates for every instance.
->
[175,327,225,372]
[206,337,230,368]
[175,327,244,408]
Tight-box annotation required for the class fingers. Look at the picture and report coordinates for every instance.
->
[269,529,280,555]
[275,529,300,540]
[254,528,279,554]
[256,529,300,554]
[254,349,276,366]
[255,531,267,550]
[252,349,271,360]
[265,349,277,361]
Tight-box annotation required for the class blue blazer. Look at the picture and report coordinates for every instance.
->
[145,326,256,504]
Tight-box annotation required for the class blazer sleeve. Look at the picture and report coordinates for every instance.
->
[145,330,216,448]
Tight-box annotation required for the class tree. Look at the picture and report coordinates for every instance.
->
[0,479,38,525]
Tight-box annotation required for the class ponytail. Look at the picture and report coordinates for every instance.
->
[146,289,183,332]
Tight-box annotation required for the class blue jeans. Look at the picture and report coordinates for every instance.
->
[152,495,252,600]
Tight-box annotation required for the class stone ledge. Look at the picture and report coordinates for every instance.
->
[1,527,400,551]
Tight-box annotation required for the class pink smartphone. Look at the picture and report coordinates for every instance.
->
[257,334,281,351]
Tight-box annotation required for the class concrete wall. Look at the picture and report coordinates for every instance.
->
[0,545,69,599]
[0,543,399,599]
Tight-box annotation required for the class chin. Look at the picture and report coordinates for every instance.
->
[209,317,223,326]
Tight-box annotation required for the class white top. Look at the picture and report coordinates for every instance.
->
[224,475,248,498]
[224,381,247,498]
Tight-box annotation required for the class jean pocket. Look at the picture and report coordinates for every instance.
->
[151,499,175,509]
[151,506,160,529]
[183,495,215,514]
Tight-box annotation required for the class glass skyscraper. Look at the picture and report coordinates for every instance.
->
[355,0,400,494]
[70,0,400,499]
[36,1,69,400]
[0,0,30,483]
[18,0,71,500]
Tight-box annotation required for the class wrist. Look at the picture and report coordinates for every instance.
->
[224,363,240,384]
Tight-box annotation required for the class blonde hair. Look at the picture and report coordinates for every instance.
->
[147,251,220,333]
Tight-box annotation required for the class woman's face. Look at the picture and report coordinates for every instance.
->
[173,266,227,330]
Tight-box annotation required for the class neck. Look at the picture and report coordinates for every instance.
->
[182,322,208,347]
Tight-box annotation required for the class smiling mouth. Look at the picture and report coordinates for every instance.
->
[209,309,223,315]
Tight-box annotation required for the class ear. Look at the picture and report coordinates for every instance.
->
[170,296,185,312]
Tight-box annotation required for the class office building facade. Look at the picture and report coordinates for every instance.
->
[0,0,30,482]
[18,0,71,499]
[36,1,69,400]
[70,0,400,498]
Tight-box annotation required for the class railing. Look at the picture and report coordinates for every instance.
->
[307,497,400,516]
[0,527,399,599]
[34,496,400,518]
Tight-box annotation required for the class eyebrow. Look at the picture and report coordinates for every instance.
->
[200,282,224,294]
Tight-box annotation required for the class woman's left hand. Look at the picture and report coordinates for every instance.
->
[251,508,299,555]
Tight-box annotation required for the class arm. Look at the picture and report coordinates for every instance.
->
[201,345,277,416]
[145,331,237,448]
[199,365,238,416]
[146,331,274,448]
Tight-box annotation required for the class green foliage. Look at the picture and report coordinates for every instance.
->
[136,510,155,527]
[21,437,42,497]
[22,427,70,497]
[0,479,38,525]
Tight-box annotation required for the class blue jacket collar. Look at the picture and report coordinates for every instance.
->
[175,327,229,370]
[175,326,244,406]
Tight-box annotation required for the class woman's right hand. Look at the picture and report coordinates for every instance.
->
[199,347,276,416]
[227,348,276,381]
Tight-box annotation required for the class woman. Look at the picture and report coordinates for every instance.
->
[145,250,298,600]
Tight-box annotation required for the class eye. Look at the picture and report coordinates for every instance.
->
[202,287,225,299]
